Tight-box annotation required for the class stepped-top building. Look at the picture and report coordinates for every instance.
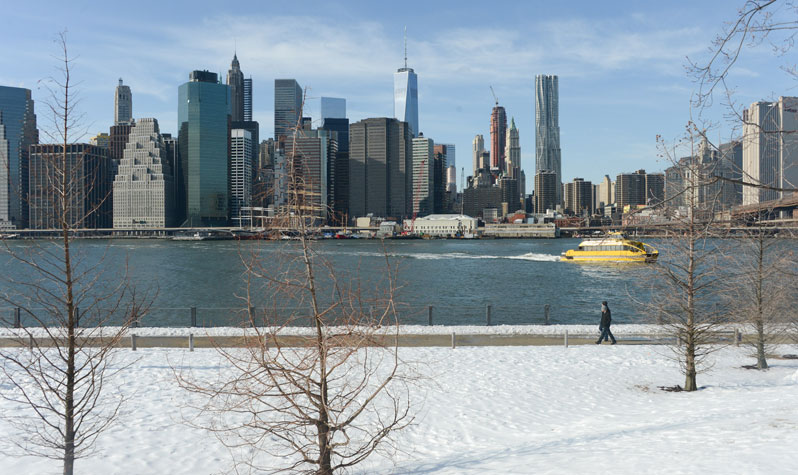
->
[113,118,173,229]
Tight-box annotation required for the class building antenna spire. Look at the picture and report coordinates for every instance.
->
[404,26,408,68]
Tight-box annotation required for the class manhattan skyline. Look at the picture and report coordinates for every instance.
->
[1,0,795,192]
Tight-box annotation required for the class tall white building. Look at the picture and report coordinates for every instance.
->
[742,97,798,205]
[411,135,434,215]
[230,129,253,225]
[114,79,132,125]
[112,118,172,228]
[596,175,613,208]
[394,32,419,137]
[472,134,485,177]
[504,117,520,178]
[535,75,561,203]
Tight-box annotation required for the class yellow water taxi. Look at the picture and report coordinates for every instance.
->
[561,232,658,263]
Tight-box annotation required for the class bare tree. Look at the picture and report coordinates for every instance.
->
[637,126,733,391]
[0,32,145,475]
[176,92,414,474]
[726,224,798,369]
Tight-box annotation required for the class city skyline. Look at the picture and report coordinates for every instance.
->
[1,1,796,192]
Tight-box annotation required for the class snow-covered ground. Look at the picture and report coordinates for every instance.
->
[1,345,797,474]
[0,323,676,338]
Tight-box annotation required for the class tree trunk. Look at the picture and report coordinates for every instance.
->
[756,319,768,370]
[684,333,697,391]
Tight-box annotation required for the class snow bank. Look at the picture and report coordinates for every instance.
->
[1,345,797,474]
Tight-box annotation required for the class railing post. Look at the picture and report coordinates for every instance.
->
[486,305,492,326]
[734,328,740,346]
[189,333,194,352]
[428,305,433,326]
[190,307,197,327]
[564,329,569,348]
[451,331,456,349]
[544,304,550,325]
[14,307,21,328]
[130,334,137,351]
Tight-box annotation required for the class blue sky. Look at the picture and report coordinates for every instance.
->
[2,0,797,191]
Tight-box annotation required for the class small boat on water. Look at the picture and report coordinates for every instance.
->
[561,232,658,263]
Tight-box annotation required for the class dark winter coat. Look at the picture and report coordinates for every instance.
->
[600,307,612,329]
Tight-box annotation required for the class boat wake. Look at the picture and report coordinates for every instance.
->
[329,250,561,262]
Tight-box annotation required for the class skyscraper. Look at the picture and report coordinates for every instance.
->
[535,75,561,203]
[440,143,456,192]
[472,134,485,176]
[274,79,303,145]
[321,97,346,120]
[394,31,419,137]
[227,54,245,122]
[320,117,350,224]
[114,79,132,125]
[178,70,231,227]
[0,86,37,229]
[113,118,173,229]
[28,144,112,229]
[534,170,557,214]
[490,105,507,172]
[742,97,798,205]
[349,117,412,219]
[229,128,252,224]
[285,128,336,222]
[412,135,434,216]
[505,117,520,179]
[243,78,253,122]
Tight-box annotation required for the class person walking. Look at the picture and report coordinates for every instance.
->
[596,301,617,345]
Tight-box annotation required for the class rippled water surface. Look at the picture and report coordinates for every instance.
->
[1,238,667,326]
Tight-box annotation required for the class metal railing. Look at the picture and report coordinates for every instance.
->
[0,303,643,328]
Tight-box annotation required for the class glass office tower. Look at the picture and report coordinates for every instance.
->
[178,71,231,227]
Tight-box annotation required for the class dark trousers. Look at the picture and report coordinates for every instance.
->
[597,327,616,344]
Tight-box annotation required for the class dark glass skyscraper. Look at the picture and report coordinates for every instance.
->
[0,86,37,229]
[243,78,252,122]
[274,79,303,145]
[178,70,231,227]
[349,117,412,219]
[227,54,245,122]
[321,117,349,223]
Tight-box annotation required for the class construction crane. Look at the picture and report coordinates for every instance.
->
[490,85,499,106]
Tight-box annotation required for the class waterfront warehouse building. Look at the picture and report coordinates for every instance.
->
[229,128,252,225]
[0,86,38,229]
[28,144,112,229]
[113,118,174,229]
[403,214,477,237]
[178,70,231,227]
[349,117,412,220]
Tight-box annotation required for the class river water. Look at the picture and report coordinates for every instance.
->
[1,238,662,327]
